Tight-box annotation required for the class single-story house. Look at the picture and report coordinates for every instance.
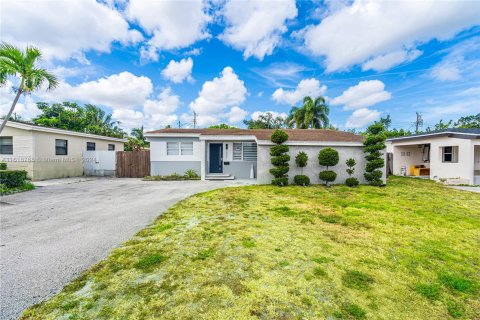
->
[145,128,381,184]
[386,128,480,185]
[0,121,126,180]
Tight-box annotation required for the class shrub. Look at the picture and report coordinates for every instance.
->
[294,175,310,186]
[270,130,289,185]
[269,144,289,156]
[345,158,358,187]
[295,151,308,168]
[0,170,28,188]
[269,166,289,177]
[319,170,337,184]
[0,162,7,170]
[184,169,200,179]
[318,147,339,167]
[271,154,290,166]
[272,177,288,186]
[270,129,289,144]
[364,123,386,186]
[346,177,359,187]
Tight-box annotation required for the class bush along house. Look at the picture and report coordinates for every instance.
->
[145,128,386,185]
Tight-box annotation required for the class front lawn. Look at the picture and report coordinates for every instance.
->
[22,177,479,319]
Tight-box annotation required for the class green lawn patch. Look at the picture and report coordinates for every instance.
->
[21,177,480,319]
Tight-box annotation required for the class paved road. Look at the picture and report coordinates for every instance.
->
[0,178,248,319]
[449,186,480,193]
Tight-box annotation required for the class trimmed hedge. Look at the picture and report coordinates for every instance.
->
[346,177,359,187]
[0,170,28,188]
[318,148,339,167]
[319,170,337,184]
[270,144,289,157]
[0,162,7,170]
[270,130,289,186]
[294,175,310,186]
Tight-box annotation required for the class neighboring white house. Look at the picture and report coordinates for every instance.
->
[386,128,480,185]
[0,121,126,180]
[145,128,383,185]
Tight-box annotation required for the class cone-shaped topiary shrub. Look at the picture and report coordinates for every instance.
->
[270,129,289,186]
[363,123,386,186]
[345,158,359,187]
[294,151,309,186]
[318,147,339,185]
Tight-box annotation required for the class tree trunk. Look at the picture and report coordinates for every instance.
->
[0,87,23,134]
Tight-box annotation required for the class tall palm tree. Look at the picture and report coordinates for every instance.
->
[287,96,330,129]
[0,42,58,133]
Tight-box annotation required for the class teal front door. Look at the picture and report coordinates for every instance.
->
[209,143,223,173]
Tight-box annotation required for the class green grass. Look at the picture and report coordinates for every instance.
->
[0,181,35,195]
[21,177,480,319]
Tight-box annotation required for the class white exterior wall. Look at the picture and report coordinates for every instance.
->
[391,136,476,184]
[256,143,378,185]
[149,138,202,162]
[0,126,34,176]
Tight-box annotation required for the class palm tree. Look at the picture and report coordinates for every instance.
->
[0,42,58,133]
[286,96,330,129]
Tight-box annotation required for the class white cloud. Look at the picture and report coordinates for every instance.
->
[272,78,327,105]
[251,110,288,120]
[429,37,480,82]
[219,0,297,60]
[224,106,248,124]
[190,66,247,123]
[430,63,461,81]
[0,81,41,119]
[161,58,194,83]
[143,88,180,128]
[301,1,480,72]
[44,72,153,110]
[112,109,144,130]
[126,0,211,61]
[362,49,422,72]
[1,0,142,62]
[331,80,391,110]
[345,108,380,128]
[254,62,309,87]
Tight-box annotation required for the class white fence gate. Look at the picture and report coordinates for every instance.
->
[83,151,116,177]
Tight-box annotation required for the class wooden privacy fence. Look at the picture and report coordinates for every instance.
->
[116,150,150,178]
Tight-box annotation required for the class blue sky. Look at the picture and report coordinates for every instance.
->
[1,0,479,132]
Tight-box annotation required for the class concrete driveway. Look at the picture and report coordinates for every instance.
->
[0,178,249,320]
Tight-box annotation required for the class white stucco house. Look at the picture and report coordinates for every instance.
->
[0,121,126,180]
[145,128,384,185]
[386,128,480,185]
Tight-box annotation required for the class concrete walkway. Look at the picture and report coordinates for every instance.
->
[0,178,250,320]
[449,186,480,193]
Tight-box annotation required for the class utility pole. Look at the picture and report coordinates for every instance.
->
[414,112,423,134]
[177,120,182,128]
[193,111,197,129]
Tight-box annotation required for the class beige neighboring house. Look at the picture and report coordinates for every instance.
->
[0,121,126,180]
[386,128,480,185]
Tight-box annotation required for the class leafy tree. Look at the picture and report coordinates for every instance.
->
[454,113,480,128]
[208,123,238,129]
[243,112,286,129]
[269,130,289,186]
[33,102,126,138]
[379,115,392,130]
[363,123,386,186]
[294,151,309,186]
[318,147,339,185]
[425,119,453,132]
[125,126,149,151]
[286,96,329,129]
[0,42,58,133]
[345,158,359,187]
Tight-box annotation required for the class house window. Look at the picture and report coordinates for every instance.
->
[108,144,115,151]
[181,142,193,155]
[232,142,257,161]
[233,143,242,160]
[442,146,458,163]
[55,139,68,155]
[86,142,96,151]
[0,136,13,154]
[166,142,193,156]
